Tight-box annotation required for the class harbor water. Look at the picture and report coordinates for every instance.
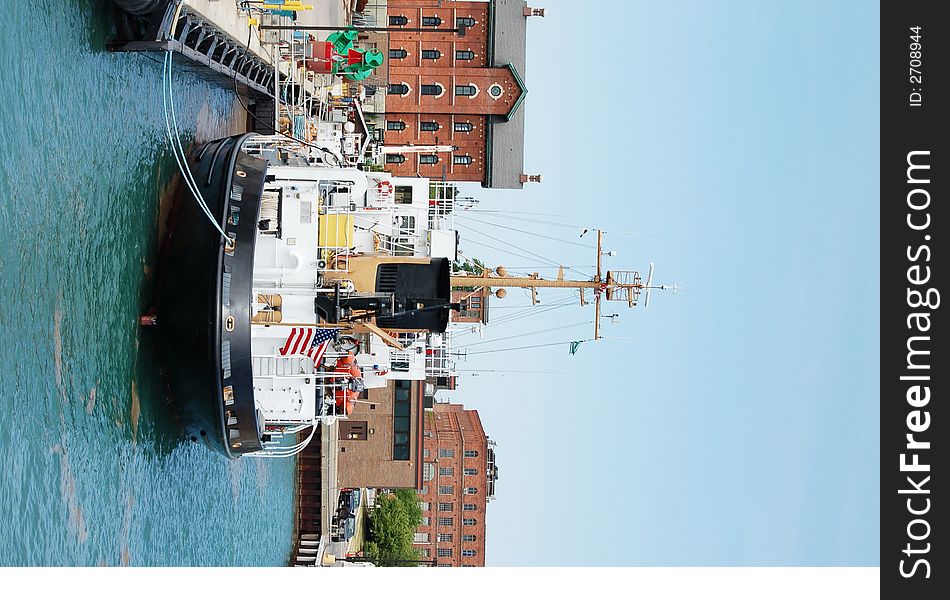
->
[0,0,296,565]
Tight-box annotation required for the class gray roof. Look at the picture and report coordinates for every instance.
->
[486,0,529,189]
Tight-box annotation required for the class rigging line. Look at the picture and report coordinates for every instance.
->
[469,297,578,330]
[461,339,595,356]
[454,223,593,280]
[456,231,563,267]
[456,321,591,350]
[455,223,568,270]
[463,209,573,218]
[456,214,597,249]
[458,211,592,232]
[456,369,565,374]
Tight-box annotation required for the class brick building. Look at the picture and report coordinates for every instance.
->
[451,289,490,324]
[381,0,544,188]
[413,403,498,566]
[337,380,426,489]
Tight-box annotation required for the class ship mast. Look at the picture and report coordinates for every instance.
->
[450,230,674,340]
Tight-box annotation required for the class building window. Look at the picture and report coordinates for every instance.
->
[464,449,479,458]
[439,467,454,476]
[424,448,430,458]
[421,516,430,526]
[488,84,504,99]
[438,517,453,527]
[414,532,430,543]
[421,49,441,60]
[438,533,453,543]
[456,50,474,60]
[454,121,473,132]
[388,83,409,95]
[463,518,476,526]
[387,154,406,165]
[389,16,408,26]
[456,17,476,27]
[438,485,453,495]
[421,83,444,96]
[419,154,439,165]
[437,563,452,567]
[464,487,477,494]
[453,155,473,165]
[420,502,430,511]
[437,548,452,558]
[462,549,477,558]
[464,468,477,476]
[422,16,442,26]
[455,85,476,97]
[439,449,454,458]
[463,534,476,542]
[438,502,453,512]
[424,463,435,481]
[389,48,407,59]
[463,503,477,512]
[387,120,406,131]
[420,121,439,132]
[392,380,412,460]
[421,548,430,557]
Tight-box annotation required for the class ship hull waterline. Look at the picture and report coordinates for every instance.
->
[154,133,267,458]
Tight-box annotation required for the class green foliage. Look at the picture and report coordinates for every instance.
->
[452,257,486,291]
[364,489,425,566]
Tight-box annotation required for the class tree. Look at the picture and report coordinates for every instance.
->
[363,489,425,566]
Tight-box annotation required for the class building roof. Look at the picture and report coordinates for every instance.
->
[485,0,530,189]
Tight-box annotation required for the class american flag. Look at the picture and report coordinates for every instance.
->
[279,327,336,365]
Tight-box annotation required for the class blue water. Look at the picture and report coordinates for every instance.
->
[0,0,296,566]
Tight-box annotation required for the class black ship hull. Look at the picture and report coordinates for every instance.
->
[154,133,266,458]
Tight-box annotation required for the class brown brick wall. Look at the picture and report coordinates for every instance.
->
[337,381,422,489]
[414,403,489,566]
[384,1,517,184]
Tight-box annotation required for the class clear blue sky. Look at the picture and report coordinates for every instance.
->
[451,1,879,566]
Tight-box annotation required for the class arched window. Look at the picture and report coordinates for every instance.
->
[463,518,477,526]
[463,503,477,511]
[453,155,473,165]
[462,549,477,558]
[464,449,478,457]
[389,16,408,26]
[463,534,477,542]
[455,50,475,60]
[389,48,407,59]
[420,155,438,164]
[387,120,406,131]
[422,16,442,26]
[464,487,477,494]
[386,154,406,164]
[456,17,476,27]
[454,122,473,133]
[421,83,444,96]
[488,84,504,99]
[388,83,409,95]
[421,49,441,60]
[464,467,478,475]
[420,121,439,132]
[455,85,477,97]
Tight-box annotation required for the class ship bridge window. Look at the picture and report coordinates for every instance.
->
[395,185,413,204]
[397,215,417,233]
